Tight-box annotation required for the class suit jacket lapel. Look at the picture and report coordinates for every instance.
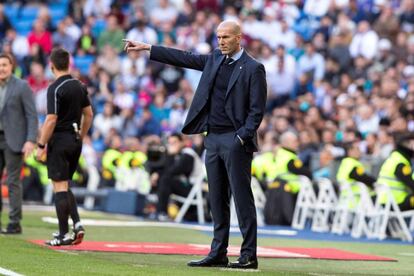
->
[2,76,15,113]
[226,52,247,99]
[209,55,225,90]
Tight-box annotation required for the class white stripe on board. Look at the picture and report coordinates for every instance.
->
[41,217,297,236]
[0,266,24,276]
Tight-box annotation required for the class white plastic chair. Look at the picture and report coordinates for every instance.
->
[171,172,206,224]
[369,184,414,242]
[311,178,338,232]
[331,181,358,235]
[291,176,317,230]
[230,176,266,227]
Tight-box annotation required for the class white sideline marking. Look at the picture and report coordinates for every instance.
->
[398,252,414,256]
[0,266,24,276]
[41,217,297,237]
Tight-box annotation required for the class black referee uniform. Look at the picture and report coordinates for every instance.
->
[46,74,90,181]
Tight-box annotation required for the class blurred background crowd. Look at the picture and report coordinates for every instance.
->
[2,0,414,219]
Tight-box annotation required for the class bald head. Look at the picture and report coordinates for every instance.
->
[216,20,242,56]
[217,20,241,36]
[280,131,299,151]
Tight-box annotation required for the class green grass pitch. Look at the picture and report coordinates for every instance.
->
[0,209,413,275]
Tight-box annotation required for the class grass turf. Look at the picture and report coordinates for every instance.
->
[0,209,413,275]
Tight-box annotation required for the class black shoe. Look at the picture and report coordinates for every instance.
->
[228,256,258,269]
[45,233,73,246]
[187,256,229,267]
[72,224,85,245]
[1,223,22,234]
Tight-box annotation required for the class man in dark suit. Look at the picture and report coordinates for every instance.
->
[0,53,38,234]
[124,20,266,269]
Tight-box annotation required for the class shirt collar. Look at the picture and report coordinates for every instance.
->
[0,76,11,87]
[227,48,243,62]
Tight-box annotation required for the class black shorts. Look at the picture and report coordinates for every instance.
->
[47,132,82,181]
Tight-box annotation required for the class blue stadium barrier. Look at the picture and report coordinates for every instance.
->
[20,6,39,20]
[4,5,18,19]
[104,190,146,215]
[92,19,107,37]
[48,3,68,18]
[15,19,33,36]
[73,55,95,75]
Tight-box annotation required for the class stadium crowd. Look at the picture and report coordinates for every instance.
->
[2,0,414,220]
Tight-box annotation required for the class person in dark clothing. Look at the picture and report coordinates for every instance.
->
[154,133,196,221]
[378,133,414,211]
[37,48,93,246]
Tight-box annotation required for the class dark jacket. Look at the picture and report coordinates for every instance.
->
[150,46,267,152]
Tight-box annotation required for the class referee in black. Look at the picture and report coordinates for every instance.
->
[37,48,93,246]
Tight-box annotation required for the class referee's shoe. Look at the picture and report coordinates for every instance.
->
[72,223,85,245]
[45,233,74,246]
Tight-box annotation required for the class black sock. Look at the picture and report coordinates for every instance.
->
[67,188,80,225]
[54,191,70,236]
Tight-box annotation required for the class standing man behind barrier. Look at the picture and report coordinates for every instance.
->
[37,48,93,246]
[264,131,312,225]
[377,134,414,211]
[124,19,266,269]
[0,53,38,234]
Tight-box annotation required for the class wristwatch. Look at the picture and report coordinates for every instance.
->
[37,143,45,149]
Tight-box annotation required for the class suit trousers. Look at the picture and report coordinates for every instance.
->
[204,131,257,258]
[0,134,24,224]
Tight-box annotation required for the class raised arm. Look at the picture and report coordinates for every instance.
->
[123,39,208,71]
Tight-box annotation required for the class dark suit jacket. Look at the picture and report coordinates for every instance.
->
[150,46,267,152]
[0,76,38,153]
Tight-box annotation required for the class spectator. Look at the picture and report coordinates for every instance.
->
[27,19,52,54]
[96,45,121,77]
[136,107,162,138]
[150,0,178,30]
[153,133,203,221]
[83,0,112,19]
[97,15,125,53]
[113,80,135,111]
[298,42,325,82]
[266,45,297,111]
[349,20,379,60]
[76,24,97,55]
[373,4,400,42]
[0,4,11,40]
[126,18,158,46]
[53,21,76,54]
[5,28,29,62]
[92,102,123,140]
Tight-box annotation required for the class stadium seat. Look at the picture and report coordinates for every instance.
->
[4,5,18,19]
[311,178,338,232]
[369,184,414,242]
[292,176,317,230]
[15,19,33,36]
[73,55,95,75]
[171,170,206,224]
[331,181,358,235]
[92,19,107,37]
[349,182,376,239]
[20,6,39,20]
[230,177,266,227]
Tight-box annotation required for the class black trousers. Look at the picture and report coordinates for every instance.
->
[157,175,192,213]
[204,131,256,258]
[0,136,24,224]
